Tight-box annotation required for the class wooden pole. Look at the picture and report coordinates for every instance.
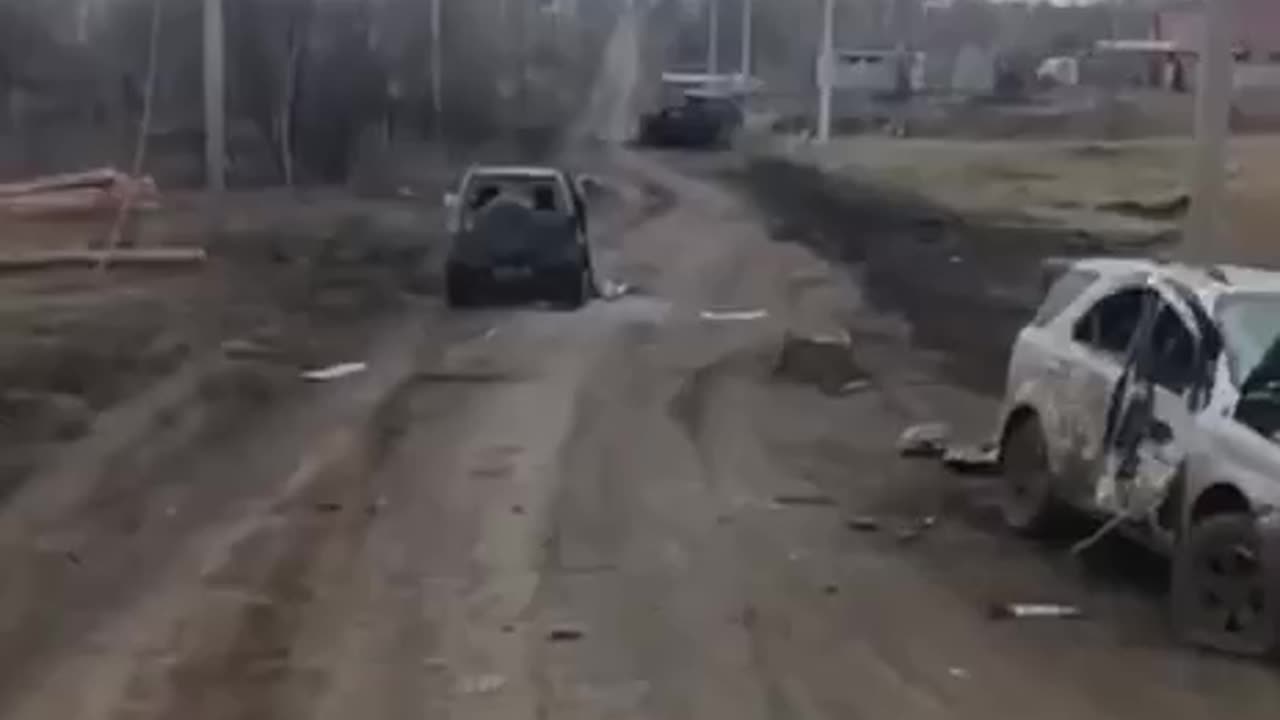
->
[1184,0,1235,264]
[203,0,226,193]
[817,0,835,144]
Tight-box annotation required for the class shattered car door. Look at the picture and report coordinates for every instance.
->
[1057,283,1151,504]
[1096,280,1211,520]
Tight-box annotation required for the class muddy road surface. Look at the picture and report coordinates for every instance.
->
[4,9,1280,720]
[0,143,1276,718]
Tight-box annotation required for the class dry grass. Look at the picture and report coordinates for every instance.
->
[775,135,1280,266]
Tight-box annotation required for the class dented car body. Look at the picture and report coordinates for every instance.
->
[996,258,1280,656]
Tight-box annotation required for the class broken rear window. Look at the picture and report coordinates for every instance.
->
[1218,293,1280,385]
[1033,268,1097,327]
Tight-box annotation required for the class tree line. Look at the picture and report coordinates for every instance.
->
[0,0,619,185]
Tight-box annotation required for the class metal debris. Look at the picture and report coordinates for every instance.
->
[221,338,277,360]
[988,603,1085,620]
[601,280,633,301]
[700,309,769,322]
[833,379,872,396]
[847,516,881,532]
[774,332,867,394]
[896,516,939,544]
[773,493,837,508]
[301,362,368,382]
[896,527,924,544]
[942,443,1000,474]
[548,625,586,642]
[897,423,952,458]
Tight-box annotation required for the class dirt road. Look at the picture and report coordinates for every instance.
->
[2,9,1280,720]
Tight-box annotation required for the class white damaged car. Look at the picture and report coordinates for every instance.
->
[997,258,1280,657]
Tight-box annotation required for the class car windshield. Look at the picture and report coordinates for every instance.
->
[1218,293,1280,385]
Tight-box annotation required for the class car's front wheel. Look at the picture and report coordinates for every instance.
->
[999,414,1061,535]
[1172,513,1280,658]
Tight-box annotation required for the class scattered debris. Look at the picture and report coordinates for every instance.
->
[896,527,924,544]
[774,332,867,395]
[942,443,1000,474]
[456,673,506,695]
[948,667,971,680]
[301,362,368,382]
[601,279,633,301]
[0,248,207,272]
[548,625,586,642]
[847,516,881,532]
[832,379,872,396]
[773,493,837,508]
[895,516,939,544]
[700,309,769,322]
[897,423,952,458]
[988,603,1086,621]
[221,338,277,361]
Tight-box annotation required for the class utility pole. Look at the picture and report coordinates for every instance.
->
[740,0,753,80]
[431,0,444,140]
[817,0,835,143]
[202,0,226,192]
[708,0,720,74]
[1184,0,1235,263]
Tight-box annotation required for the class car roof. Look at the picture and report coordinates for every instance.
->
[1068,256,1280,301]
[466,165,563,180]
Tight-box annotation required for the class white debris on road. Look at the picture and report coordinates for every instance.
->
[300,362,369,382]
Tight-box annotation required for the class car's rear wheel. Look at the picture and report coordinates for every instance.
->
[547,264,589,310]
[445,266,480,308]
[1172,513,1280,658]
[999,414,1061,535]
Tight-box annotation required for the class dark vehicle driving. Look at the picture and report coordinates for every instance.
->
[443,166,595,309]
[639,92,743,149]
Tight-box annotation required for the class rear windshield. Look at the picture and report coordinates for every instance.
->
[463,174,563,214]
[1033,268,1098,327]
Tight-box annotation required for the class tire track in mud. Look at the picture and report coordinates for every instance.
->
[121,424,391,720]
[0,311,490,720]
[103,317,497,720]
